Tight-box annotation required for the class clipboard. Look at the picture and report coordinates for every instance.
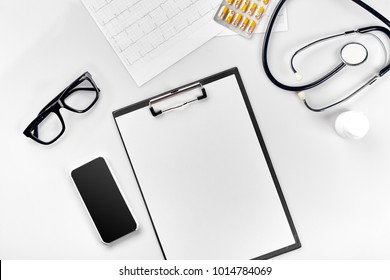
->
[113,68,301,259]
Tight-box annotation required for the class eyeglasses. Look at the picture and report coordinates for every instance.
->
[23,72,100,145]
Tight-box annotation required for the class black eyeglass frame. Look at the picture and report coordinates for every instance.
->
[23,72,100,145]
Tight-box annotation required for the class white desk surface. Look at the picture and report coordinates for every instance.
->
[1,0,390,259]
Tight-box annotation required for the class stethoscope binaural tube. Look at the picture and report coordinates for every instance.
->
[262,0,390,110]
[262,0,343,92]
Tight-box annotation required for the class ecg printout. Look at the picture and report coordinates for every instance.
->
[81,0,287,86]
[81,0,222,86]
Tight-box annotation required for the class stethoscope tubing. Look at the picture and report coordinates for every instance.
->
[351,0,390,27]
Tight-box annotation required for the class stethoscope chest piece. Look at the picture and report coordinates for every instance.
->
[340,42,368,66]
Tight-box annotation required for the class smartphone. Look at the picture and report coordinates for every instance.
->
[71,157,137,244]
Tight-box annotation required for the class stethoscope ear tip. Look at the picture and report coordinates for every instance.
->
[294,72,303,81]
[297,91,305,101]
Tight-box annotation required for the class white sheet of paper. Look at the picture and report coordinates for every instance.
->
[115,74,296,259]
[81,0,223,86]
[80,0,288,86]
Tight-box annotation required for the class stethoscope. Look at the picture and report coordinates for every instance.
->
[262,0,390,112]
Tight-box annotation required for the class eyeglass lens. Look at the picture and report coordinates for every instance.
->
[64,79,98,111]
[32,112,63,143]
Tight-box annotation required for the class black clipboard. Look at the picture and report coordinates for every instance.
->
[113,67,301,259]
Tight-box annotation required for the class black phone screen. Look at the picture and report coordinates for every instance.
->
[71,157,137,243]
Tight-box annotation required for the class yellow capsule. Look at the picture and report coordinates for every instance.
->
[232,13,242,27]
[240,0,250,12]
[262,0,269,4]
[247,2,257,15]
[225,0,234,4]
[254,5,264,19]
[246,19,256,33]
[233,0,242,9]
[224,10,235,23]
[239,17,249,30]
[218,6,229,19]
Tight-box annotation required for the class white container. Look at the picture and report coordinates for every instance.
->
[335,111,370,139]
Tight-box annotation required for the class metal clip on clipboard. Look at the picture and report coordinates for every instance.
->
[149,82,207,117]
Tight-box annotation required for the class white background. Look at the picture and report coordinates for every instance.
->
[2,260,390,280]
[1,0,390,259]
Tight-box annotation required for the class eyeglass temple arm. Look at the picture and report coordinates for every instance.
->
[37,87,97,115]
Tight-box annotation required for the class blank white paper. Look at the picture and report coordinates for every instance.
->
[115,74,296,259]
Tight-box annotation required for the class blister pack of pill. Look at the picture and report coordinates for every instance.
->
[214,0,271,38]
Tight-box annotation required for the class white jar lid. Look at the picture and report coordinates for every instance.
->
[335,111,370,139]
